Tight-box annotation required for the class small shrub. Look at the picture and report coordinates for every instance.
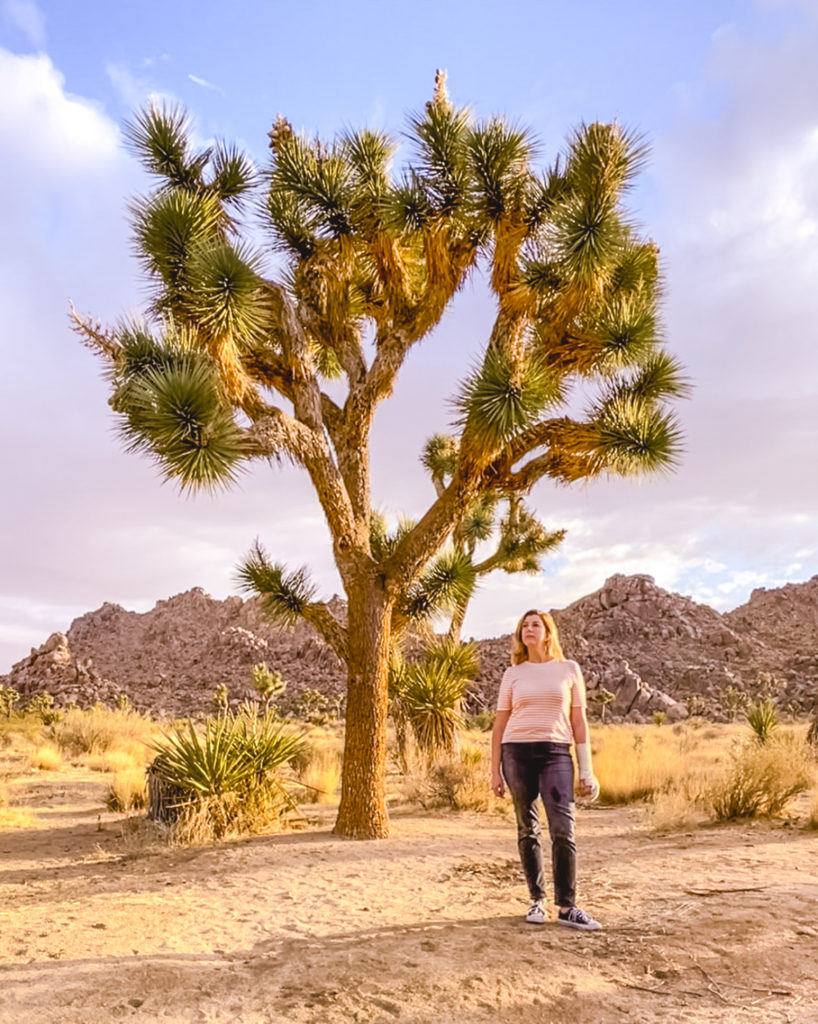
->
[707,734,812,821]
[465,708,495,732]
[212,684,230,714]
[651,711,667,726]
[746,696,778,744]
[806,708,818,755]
[107,768,148,811]
[807,788,818,831]
[685,695,708,718]
[30,743,62,771]
[407,741,497,811]
[650,778,705,833]
[297,742,342,804]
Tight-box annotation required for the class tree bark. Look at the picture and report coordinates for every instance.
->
[334,579,394,839]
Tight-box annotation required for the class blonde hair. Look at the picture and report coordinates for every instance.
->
[511,609,565,665]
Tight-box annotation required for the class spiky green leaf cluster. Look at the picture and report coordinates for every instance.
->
[458,348,560,450]
[402,549,477,622]
[236,543,317,625]
[110,331,246,490]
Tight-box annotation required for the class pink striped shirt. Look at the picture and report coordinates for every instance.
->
[496,659,586,744]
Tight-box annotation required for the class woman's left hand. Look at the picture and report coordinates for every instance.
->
[578,773,600,802]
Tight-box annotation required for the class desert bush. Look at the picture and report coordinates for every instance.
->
[465,708,495,732]
[722,685,750,722]
[651,711,667,726]
[746,696,778,744]
[49,704,156,758]
[30,742,62,771]
[406,740,499,812]
[107,767,148,811]
[807,788,818,831]
[685,695,708,718]
[392,661,468,765]
[295,730,343,804]
[706,734,812,821]
[148,707,305,839]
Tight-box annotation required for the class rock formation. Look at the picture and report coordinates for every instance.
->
[2,574,817,720]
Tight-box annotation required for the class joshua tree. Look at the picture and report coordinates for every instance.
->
[73,73,686,838]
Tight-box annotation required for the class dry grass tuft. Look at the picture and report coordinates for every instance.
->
[297,738,342,804]
[49,705,157,758]
[107,767,148,812]
[30,742,62,771]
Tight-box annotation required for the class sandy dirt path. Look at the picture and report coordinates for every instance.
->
[1,769,817,1024]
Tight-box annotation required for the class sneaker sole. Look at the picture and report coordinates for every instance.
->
[525,915,546,925]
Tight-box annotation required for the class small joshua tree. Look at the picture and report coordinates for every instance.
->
[593,687,615,723]
[251,662,286,711]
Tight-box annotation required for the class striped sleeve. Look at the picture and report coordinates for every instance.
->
[496,667,514,711]
[569,661,587,707]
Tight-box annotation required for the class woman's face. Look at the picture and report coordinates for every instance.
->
[521,613,547,649]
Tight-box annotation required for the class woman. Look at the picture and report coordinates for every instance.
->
[491,609,601,930]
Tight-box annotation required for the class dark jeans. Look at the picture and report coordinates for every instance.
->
[501,741,576,907]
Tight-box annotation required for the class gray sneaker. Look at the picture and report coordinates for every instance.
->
[557,907,601,931]
[525,901,546,924]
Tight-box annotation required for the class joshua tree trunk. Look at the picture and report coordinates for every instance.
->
[334,579,394,838]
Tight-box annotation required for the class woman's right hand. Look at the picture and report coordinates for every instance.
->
[491,770,505,798]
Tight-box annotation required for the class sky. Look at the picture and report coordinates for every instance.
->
[1,0,817,672]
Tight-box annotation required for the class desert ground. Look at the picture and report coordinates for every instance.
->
[1,763,817,1024]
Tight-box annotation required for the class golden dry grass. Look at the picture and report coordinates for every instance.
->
[294,726,343,804]
[29,742,62,771]
[0,779,36,829]
[107,767,148,812]
[49,705,158,758]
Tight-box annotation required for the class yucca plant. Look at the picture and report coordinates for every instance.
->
[75,73,687,838]
[746,696,778,744]
[148,708,304,836]
[391,638,477,766]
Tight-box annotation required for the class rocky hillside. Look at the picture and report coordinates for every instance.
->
[3,573,817,720]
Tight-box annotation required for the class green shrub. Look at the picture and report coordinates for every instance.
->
[651,711,667,726]
[149,707,305,839]
[707,735,811,821]
[465,708,495,732]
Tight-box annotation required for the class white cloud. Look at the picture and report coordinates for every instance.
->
[188,73,222,93]
[2,0,45,49]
